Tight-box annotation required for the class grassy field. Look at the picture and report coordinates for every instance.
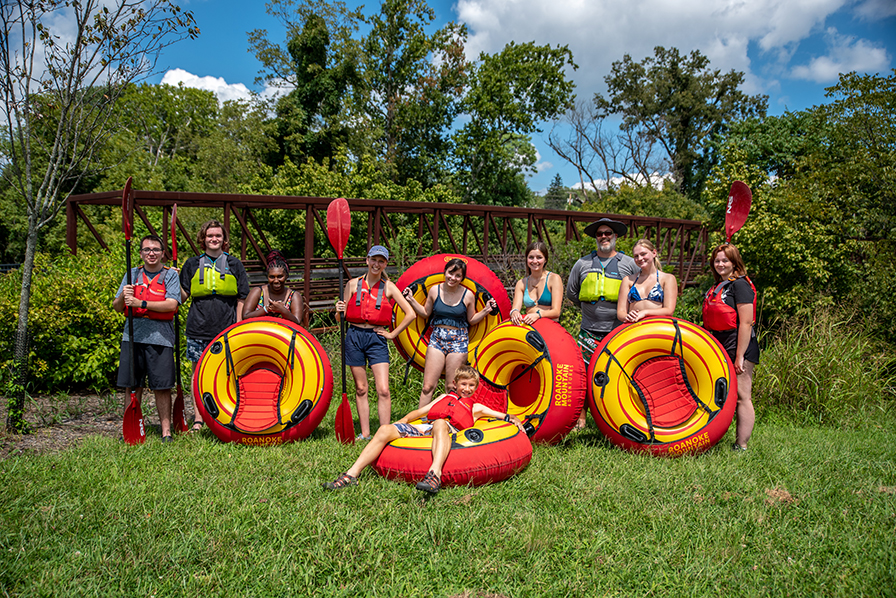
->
[1,412,894,597]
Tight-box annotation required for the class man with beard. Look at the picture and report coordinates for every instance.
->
[567,218,637,429]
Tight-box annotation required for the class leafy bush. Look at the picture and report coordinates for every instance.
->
[0,251,128,392]
[754,308,896,426]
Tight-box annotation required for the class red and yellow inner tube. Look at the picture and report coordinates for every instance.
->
[472,319,586,444]
[193,317,333,445]
[373,418,532,487]
[393,254,511,372]
[587,316,736,456]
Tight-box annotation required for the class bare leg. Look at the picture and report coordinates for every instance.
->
[443,352,468,393]
[370,362,392,429]
[735,361,756,448]
[419,346,447,407]
[345,424,402,477]
[428,419,452,477]
[350,365,371,437]
[155,389,172,437]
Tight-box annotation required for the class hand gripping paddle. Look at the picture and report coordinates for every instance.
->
[121,177,146,445]
[170,204,188,433]
[326,198,355,444]
[725,181,752,243]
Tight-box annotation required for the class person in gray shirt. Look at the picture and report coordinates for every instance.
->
[566,218,637,429]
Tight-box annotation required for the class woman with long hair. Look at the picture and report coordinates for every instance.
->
[403,258,497,408]
[510,241,564,325]
[703,244,760,451]
[616,239,678,324]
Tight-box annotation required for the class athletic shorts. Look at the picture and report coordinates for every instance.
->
[345,325,390,367]
[393,422,434,437]
[429,326,469,355]
[117,342,175,390]
[186,336,211,363]
[577,328,608,366]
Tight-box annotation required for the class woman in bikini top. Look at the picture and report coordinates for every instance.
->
[617,239,678,324]
[510,241,565,325]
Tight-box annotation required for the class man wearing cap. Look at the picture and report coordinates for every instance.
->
[567,218,638,411]
[335,245,416,440]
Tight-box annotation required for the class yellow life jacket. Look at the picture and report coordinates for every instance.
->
[578,253,625,303]
[190,253,239,298]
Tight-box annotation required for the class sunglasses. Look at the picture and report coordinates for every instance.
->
[595,230,616,238]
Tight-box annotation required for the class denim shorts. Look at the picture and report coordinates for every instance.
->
[186,337,211,363]
[429,326,469,355]
[394,422,433,437]
[345,325,390,367]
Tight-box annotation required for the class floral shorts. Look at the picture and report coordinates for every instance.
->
[429,326,469,355]
[577,328,608,366]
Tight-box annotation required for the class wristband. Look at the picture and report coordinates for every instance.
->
[510,308,520,315]
[504,413,511,422]
[141,300,147,309]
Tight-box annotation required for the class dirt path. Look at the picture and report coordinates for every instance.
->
[0,392,189,458]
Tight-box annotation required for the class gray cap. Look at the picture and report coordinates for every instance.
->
[367,245,389,259]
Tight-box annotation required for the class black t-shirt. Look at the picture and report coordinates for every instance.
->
[711,277,760,364]
[180,253,250,342]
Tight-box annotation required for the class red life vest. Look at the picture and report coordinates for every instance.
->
[132,267,177,321]
[702,276,756,332]
[427,391,476,430]
[345,277,393,327]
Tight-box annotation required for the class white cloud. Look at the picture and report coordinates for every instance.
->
[856,0,896,19]
[454,0,878,97]
[161,69,253,103]
[571,172,673,192]
[791,28,891,82]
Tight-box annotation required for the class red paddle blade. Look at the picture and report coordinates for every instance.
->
[334,393,355,444]
[171,203,178,263]
[121,177,133,241]
[725,181,752,243]
[326,198,351,259]
[172,386,188,433]
[122,390,146,445]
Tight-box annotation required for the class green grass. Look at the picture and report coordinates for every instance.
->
[1,416,895,597]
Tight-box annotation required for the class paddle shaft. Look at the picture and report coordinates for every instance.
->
[339,257,347,398]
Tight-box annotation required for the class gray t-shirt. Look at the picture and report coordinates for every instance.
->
[115,267,182,347]
[566,251,638,334]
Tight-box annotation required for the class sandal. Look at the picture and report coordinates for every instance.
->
[322,472,359,491]
[161,435,173,444]
[190,421,205,433]
[415,471,441,495]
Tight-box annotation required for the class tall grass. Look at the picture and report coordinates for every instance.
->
[755,309,896,426]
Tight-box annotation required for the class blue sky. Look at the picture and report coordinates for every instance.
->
[158,0,896,193]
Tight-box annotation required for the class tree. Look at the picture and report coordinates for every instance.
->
[453,41,577,205]
[361,0,469,186]
[0,0,198,432]
[249,0,363,166]
[594,46,767,200]
[543,173,566,210]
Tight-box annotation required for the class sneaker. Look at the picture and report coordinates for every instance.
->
[322,472,359,491]
[355,434,372,441]
[415,471,441,495]
[732,443,747,452]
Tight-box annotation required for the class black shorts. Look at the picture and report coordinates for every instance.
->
[116,342,176,390]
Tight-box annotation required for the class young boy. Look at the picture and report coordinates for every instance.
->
[323,365,525,495]
[113,234,182,441]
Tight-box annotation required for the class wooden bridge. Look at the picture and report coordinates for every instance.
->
[66,189,708,327]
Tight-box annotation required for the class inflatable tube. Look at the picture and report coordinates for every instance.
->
[472,319,586,444]
[373,418,532,487]
[193,317,333,445]
[393,254,511,373]
[587,316,737,456]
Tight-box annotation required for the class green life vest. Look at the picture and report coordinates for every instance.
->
[578,253,625,303]
[190,253,239,298]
